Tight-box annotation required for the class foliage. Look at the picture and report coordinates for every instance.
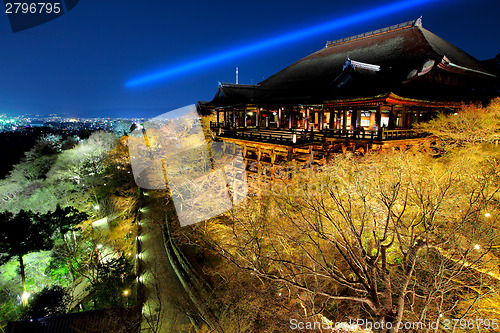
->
[0,210,53,265]
[45,204,88,238]
[190,149,500,330]
[0,128,141,327]
[47,131,117,187]
[416,97,500,150]
[85,254,136,309]
[0,210,55,298]
[185,102,500,331]
[0,251,68,330]
[23,285,71,319]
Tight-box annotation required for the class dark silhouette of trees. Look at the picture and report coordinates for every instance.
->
[84,253,135,309]
[47,204,88,238]
[0,210,54,305]
[23,285,71,319]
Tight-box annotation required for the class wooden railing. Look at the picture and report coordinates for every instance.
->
[325,128,424,140]
[218,129,319,145]
[210,122,424,142]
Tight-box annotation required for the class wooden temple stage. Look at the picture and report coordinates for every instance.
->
[200,18,498,179]
[211,125,432,182]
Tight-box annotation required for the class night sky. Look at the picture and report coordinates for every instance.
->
[0,0,498,119]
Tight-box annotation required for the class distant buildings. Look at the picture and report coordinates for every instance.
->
[0,114,143,135]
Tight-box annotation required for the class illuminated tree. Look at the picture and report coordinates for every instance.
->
[0,210,54,305]
[416,97,500,151]
[44,205,88,281]
[193,150,500,332]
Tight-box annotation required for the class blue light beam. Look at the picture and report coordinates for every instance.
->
[125,0,437,87]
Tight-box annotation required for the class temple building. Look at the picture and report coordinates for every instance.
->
[201,18,498,164]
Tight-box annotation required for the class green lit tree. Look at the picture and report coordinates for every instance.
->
[44,205,88,281]
[85,253,135,309]
[0,210,54,305]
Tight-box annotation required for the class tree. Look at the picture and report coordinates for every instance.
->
[46,204,88,238]
[416,97,500,151]
[84,253,135,309]
[23,285,71,319]
[191,150,500,332]
[44,205,88,281]
[0,210,54,305]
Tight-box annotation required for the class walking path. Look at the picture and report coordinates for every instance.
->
[138,191,193,332]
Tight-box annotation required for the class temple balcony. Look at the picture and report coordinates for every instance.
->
[210,122,425,146]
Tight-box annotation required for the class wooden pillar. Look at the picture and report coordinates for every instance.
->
[266,111,269,129]
[375,105,382,129]
[223,109,227,128]
[342,109,347,131]
[329,108,335,129]
[319,106,324,131]
[232,109,236,128]
[244,107,248,129]
[350,109,357,130]
[401,107,408,129]
[388,105,396,130]
[216,109,220,126]
[288,110,292,129]
[369,112,376,130]
[277,108,281,128]
[375,105,382,140]
[256,108,260,129]
[305,108,309,130]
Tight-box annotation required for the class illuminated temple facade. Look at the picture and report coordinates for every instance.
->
[202,18,497,154]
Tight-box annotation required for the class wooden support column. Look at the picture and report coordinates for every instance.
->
[244,107,248,129]
[288,110,292,129]
[369,112,376,130]
[319,106,324,131]
[305,108,309,130]
[375,105,382,129]
[375,105,382,140]
[232,108,236,128]
[342,109,347,131]
[401,107,408,129]
[223,109,227,128]
[329,108,335,129]
[216,109,220,126]
[350,109,357,130]
[388,105,396,130]
[277,108,281,128]
[265,112,269,129]
[256,108,260,129]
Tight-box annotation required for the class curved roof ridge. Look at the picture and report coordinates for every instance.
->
[219,82,259,88]
[417,27,492,74]
[325,17,422,48]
